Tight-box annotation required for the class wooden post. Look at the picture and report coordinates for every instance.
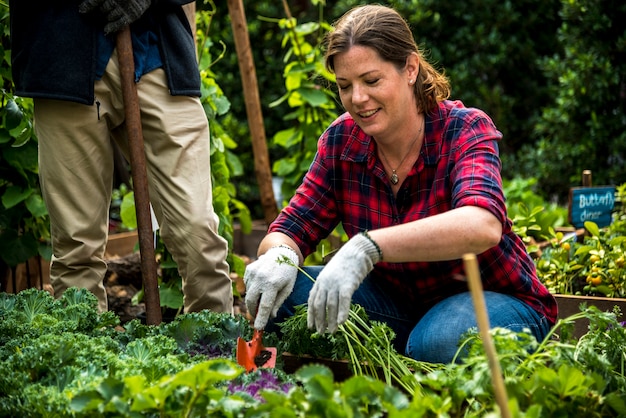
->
[582,170,592,238]
[463,254,512,418]
[582,169,592,187]
[227,0,279,225]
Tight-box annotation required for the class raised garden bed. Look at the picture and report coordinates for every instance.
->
[282,352,353,382]
[555,294,626,338]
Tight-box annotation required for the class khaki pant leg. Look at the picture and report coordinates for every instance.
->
[34,98,114,313]
[105,54,233,313]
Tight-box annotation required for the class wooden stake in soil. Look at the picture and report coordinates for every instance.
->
[227,0,279,225]
[116,27,162,325]
[463,253,511,418]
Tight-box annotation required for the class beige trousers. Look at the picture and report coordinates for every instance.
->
[34,52,233,314]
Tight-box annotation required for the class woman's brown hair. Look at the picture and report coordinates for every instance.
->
[324,4,450,113]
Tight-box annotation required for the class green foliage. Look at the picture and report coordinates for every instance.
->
[159,309,253,358]
[412,308,626,417]
[129,229,186,314]
[613,182,626,230]
[520,0,626,200]
[279,303,438,396]
[197,3,252,246]
[536,219,626,297]
[0,287,261,417]
[266,5,339,203]
[387,0,561,161]
[279,303,350,360]
[503,176,569,250]
[0,287,119,345]
[208,0,623,214]
[202,0,289,218]
[2,288,626,416]
[0,6,51,268]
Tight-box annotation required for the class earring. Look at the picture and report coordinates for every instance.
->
[409,79,414,85]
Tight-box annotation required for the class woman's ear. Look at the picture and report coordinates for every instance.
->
[405,52,420,81]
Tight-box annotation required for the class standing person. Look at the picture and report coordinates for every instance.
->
[243,4,556,363]
[9,0,233,314]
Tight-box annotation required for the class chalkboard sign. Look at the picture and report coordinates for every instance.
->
[568,186,616,228]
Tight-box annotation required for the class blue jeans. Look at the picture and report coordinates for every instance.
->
[269,266,552,364]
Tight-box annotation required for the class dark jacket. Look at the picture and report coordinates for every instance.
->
[9,0,200,105]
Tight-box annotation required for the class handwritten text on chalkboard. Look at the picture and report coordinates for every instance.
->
[568,186,616,228]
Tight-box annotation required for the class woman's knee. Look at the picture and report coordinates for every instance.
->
[404,292,547,363]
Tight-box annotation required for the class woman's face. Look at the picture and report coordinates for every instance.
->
[334,45,418,143]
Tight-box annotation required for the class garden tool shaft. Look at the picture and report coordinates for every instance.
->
[463,253,511,418]
[116,26,162,325]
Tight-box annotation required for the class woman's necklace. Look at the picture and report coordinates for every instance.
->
[378,119,424,185]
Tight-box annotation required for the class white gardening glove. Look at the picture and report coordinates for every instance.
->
[244,245,300,330]
[307,232,382,334]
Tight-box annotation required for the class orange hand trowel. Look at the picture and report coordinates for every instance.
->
[236,329,277,373]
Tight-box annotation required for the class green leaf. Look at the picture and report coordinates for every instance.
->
[3,140,38,174]
[273,127,298,148]
[0,128,12,144]
[4,99,23,130]
[0,229,39,265]
[159,285,184,310]
[594,284,613,296]
[25,193,48,217]
[285,72,302,90]
[11,125,33,147]
[97,377,125,401]
[1,185,33,209]
[164,359,241,390]
[605,392,626,416]
[70,390,104,412]
[584,221,600,237]
[120,192,137,229]
[213,94,231,116]
[299,87,330,106]
[295,365,335,399]
[552,365,594,397]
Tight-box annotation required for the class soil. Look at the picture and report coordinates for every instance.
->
[105,252,250,324]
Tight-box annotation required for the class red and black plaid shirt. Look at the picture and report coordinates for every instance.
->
[270,100,557,324]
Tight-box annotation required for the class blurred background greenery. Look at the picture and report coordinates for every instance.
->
[204,0,625,217]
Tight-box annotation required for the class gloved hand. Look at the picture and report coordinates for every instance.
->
[79,0,152,35]
[307,232,382,334]
[244,245,300,330]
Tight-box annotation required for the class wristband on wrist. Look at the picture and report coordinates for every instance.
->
[361,230,383,261]
[269,244,299,264]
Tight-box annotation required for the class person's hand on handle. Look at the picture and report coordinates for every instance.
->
[79,0,152,34]
[307,232,382,334]
[244,245,300,330]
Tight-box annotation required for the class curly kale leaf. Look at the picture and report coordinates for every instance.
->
[162,310,252,358]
